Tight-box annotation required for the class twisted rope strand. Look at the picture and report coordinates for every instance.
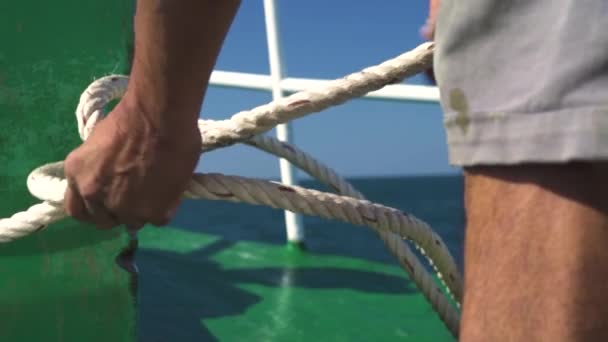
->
[187,172,460,335]
[75,43,434,147]
[247,135,463,304]
[17,162,461,335]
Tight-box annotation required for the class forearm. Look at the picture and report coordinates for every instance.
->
[124,0,240,131]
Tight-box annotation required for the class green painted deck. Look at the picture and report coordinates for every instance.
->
[137,225,455,341]
[135,199,457,341]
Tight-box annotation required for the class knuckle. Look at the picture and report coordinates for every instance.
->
[64,192,86,220]
[67,208,90,223]
[79,181,101,201]
[63,151,82,175]
[64,204,75,217]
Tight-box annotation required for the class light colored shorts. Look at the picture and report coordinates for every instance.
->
[434,0,608,166]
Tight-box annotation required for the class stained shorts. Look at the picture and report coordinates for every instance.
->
[434,0,608,166]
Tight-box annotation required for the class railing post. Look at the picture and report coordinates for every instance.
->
[263,0,306,249]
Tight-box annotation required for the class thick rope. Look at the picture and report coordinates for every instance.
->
[74,40,462,306]
[21,133,463,304]
[75,42,434,146]
[21,161,460,335]
[247,135,463,304]
[189,172,460,334]
[0,42,462,336]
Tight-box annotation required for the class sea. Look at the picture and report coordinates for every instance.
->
[136,174,465,341]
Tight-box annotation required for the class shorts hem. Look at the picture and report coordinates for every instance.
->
[445,106,608,166]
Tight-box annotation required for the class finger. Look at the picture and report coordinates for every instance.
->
[148,215,171,227]
[64,186,94,223]
[126,223,146,235]
[421,0,440,41]
[167,197,182,220]
[131,197,180,228]
[84,200,121,230]
[420,22,434,41]
[428,0,441,27]
[108,210,147,231]
[124,218,147,230]
[153,197,182,227]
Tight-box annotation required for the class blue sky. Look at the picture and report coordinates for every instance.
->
[197,1,459,179]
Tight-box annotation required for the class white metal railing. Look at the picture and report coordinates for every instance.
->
[261,0,305,245]
[210,70,440,103]
[208,0,440,247]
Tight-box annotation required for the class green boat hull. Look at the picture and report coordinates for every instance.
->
[0,1,136,340]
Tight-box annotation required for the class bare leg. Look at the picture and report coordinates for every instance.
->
[460,162,608,341]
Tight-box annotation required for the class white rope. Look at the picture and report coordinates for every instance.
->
[246,135,463,303]
[22,161,460,335]
[0,42,462,336]
[75,42,434,145]
[247,135,461,333]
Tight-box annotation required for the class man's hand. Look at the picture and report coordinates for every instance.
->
[421,0,441,41]
[63,101,202,229]
[421,0,441,84]
[62,0,240,230]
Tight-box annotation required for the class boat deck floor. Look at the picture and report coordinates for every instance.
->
[135,200,456,341]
